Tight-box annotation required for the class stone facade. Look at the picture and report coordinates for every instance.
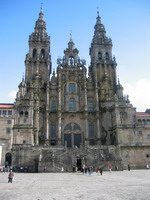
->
[0,104,14,168]
[7,9,150,171]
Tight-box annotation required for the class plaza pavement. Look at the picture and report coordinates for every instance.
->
[0,170,150,200]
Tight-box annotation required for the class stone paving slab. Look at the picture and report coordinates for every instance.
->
[0,170,150,200]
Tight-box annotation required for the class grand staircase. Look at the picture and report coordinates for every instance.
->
[38,145,122,172]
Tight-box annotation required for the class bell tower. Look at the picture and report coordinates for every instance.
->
[89,11,117,98]
[25,6,51,83]
[13,7,51,146]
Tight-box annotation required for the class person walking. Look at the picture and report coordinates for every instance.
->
[61,167,64,172]
[100,168,103,175]
[43,166,46,173]
[128,164,130,171]
[108,164,112,172]
[146,164,149,169]
[96,168,100,176]
[8,170,14,183]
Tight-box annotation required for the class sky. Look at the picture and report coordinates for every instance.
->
[0,0,150,112]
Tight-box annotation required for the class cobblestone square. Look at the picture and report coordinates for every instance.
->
[0,170,150,200]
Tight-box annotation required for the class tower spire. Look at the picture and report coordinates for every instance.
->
[70,31,72,42]
[97,6,99,17]
[68,32,74,50]
[29,4,48,40]
[40,3,43,13]
[91,11,112,46]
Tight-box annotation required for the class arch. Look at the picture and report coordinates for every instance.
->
[73,123,81,130]
[5,152,12,167]
[64,123,81,131]
[64,123,72,130]
[50,123,57,137]
[69,98,76,111]
[41,49,45,58]
[62,74,66,81]
[88,122,95,137]
[33,48,37,58]
[63,123,82,148]
[25,111,28,118]
[88,101,94,111]
[19,111,23,117]
[68,56,74,66]
[50,101,57,111]
[105,52,109,60]
[147,120,150,125]
[98,52,102,60]
[69,83,76,93]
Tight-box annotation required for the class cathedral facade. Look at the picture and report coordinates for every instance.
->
[11,9,150,172]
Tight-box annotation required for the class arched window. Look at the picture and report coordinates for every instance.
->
[73,123,81,130]
[64,85,66,94]
[25,111,28,118]
[68,57,74,66]
[88,102,94,111]
[33,48,37,58]
[20,111,23,117]
[69,83,76,94]
[50,123,56,137]
[142,119,145,125]
[69,98,76,111]
[51,101,57,111]
[64,123,82,148]
[64,123,72,130]
[147,120,150,125]
[41,49,45,58]
[98,52,102,60]
[62,74,66,81]
[88,123,95,137]
[105,52,109,60]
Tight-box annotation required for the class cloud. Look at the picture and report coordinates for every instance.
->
[7,90,17,100]
[123,79,150,112]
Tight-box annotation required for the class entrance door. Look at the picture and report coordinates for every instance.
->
[64,123,82,148]
[74,134,81,147]
[5,152,12,167]
[76,159,82,171]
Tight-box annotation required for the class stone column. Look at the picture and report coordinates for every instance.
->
[33,98,40,145]
[96,113,101,143]
[85,113,88,140]
[57,70,62,144]
[94,66,101,141]
[83,67,88,143]
[46,82,50,139]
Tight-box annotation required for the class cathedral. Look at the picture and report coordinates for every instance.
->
[11,8,150,172]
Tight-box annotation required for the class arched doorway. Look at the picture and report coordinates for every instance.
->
[63,123,82,148]
[5,152,12,167]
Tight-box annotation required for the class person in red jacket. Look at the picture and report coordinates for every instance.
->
[8,170,14,183]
